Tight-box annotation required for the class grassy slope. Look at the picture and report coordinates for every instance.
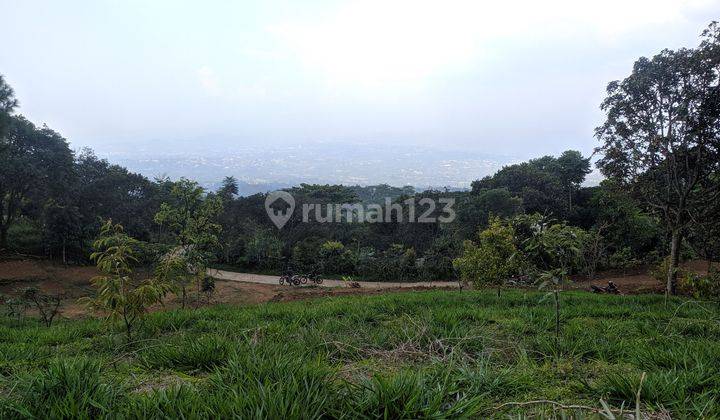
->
[1,290,719,418]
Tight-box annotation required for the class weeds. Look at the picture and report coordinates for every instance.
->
[1,290,719,418]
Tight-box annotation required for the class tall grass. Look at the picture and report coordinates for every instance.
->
[0,290,718,418]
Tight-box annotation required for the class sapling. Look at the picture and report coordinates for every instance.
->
[538,269,567,340]
[82,221,172,339]
[21,287,62,327]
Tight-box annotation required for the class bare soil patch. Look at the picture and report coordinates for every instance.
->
[1,259,712,319]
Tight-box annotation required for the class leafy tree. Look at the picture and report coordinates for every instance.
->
[686,194,720,271]
[556,150,591,212]
[42,199,81,265]
[83,221,171,338]
[529,223,588,273]
[455,188,523,239]
[595,23,720,294]
[380,244,418,282]
[582,223,609,280]
[0,116,74,249]
[218,176,239,200]
[453,217,518,296]
[154,179,223,307]
[74,149,161,244]
[588,180,662,263]
[153,248,208,308]
[472,152,590,219]
[318,241,355,275]
[420,235,460,280]
[0,74,18,139]
[608,246,639,276]
[214,176,250,264]
[291,237,323,273]
[243,229,284,270]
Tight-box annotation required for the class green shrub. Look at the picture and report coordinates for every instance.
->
[650,257,686,285]
[680,269,720,300]
[453,217,518,294]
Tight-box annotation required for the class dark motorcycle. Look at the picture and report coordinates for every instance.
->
[308,272,323,285]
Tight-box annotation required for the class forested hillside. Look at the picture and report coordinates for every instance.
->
[2,23,720,298]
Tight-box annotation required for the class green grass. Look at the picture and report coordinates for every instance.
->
[1,290,719,418]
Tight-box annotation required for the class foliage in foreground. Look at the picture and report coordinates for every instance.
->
[82,221,171,338]
[1,290,719,418]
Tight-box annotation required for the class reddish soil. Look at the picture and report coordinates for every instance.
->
[570,260,712,295]
[0,259,711,320]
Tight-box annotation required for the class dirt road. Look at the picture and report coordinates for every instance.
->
[208,269,460,289]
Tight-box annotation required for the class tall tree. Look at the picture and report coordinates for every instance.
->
[595,23,720,294]
[472,155,567,218]
[556,150,591,212]
[218,176,239,200]
[0,116,74,249]
[0,75,18,139]
[74,149,160,244]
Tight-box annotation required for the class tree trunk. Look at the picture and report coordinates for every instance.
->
[667,229,681,295]
[0,225,7,250]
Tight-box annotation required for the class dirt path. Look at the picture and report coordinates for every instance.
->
[207,269,459,289]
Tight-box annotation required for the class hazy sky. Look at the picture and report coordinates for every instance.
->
[2,0,719,159]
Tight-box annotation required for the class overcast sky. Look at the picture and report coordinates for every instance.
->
[1,0,719,159]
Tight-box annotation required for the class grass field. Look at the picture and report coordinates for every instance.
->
[1,289,719,418]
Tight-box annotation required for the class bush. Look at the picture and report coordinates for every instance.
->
[318,241,355,275]
[356,245,418,281]
[20,287,62,327]
[242,230,283,270]
[679,269,720,300]
[650,257,686,285]
[608,246,640,274]
[453,217,517,293]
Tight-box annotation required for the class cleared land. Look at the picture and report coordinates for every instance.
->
[0,259,685,321]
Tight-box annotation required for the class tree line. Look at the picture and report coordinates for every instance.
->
[1,22,719,297]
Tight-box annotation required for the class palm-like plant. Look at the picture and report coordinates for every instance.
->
[82,221,171,339]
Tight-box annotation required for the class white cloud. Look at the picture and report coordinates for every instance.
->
[269,0,716,88]
[197,65,221,96]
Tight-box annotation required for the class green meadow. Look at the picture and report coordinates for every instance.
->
[1,290,719,418]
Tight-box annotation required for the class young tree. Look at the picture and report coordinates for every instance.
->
[21,287,62,327]
[154,179,223,307]
[83,221,171,339]
[530,223,587,339]
[595,23,720,294]
[453,217,518,296]
[583,223,609,280]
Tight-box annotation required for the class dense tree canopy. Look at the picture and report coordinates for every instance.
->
[595,22,720,294]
